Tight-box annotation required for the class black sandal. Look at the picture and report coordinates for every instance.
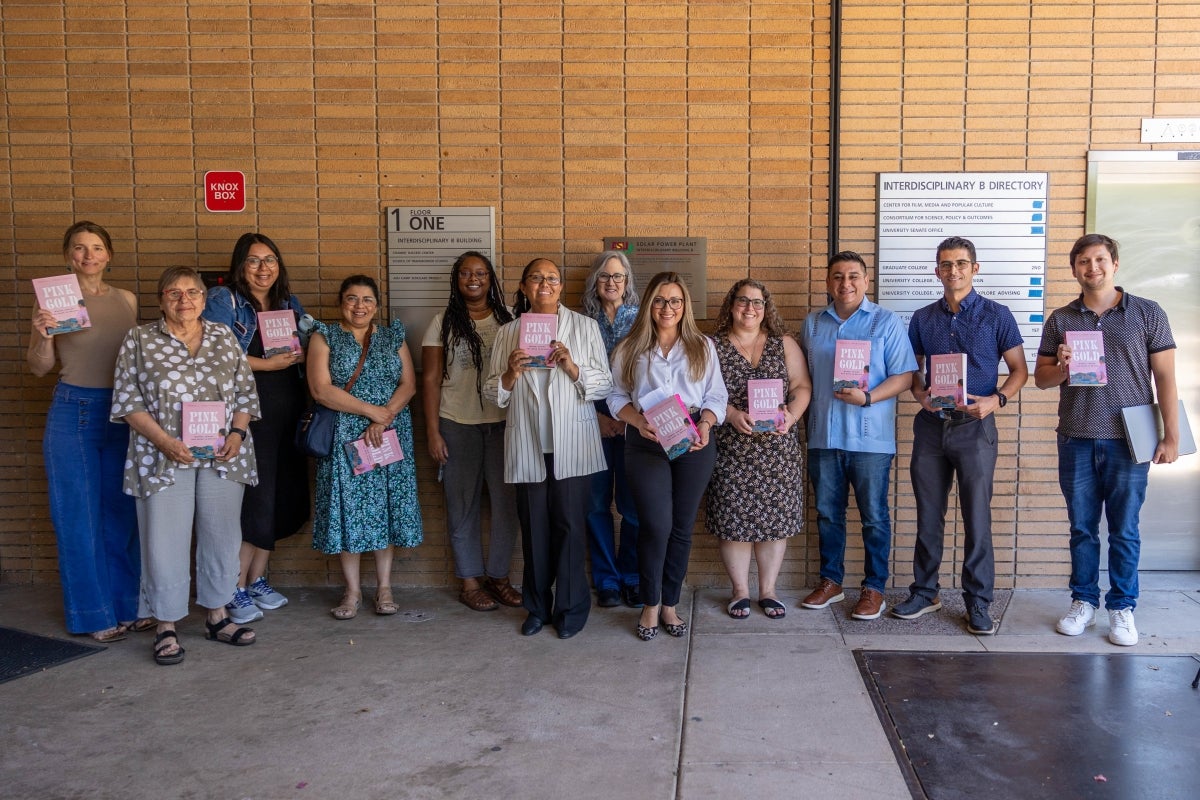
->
[204,616,256,646]
[153,630,185,666]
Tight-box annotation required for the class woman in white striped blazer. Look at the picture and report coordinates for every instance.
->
[483,258,612,639]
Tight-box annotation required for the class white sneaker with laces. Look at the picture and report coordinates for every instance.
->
[1055,599,1096,636]
[1108,608,1138,646]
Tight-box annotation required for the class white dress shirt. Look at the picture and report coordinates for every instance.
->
[608,336,728,423]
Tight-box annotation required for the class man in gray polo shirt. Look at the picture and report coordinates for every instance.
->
[1035,233,1179,646]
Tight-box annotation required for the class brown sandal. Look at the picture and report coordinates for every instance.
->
[374,588,399,616]
[331,595,361,620]
[482,576,523,608]
[460,587,499,612]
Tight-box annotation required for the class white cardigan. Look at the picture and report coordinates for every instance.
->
[483,306,612,483]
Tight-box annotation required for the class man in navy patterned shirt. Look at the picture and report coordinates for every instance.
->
[1035,233,1179,647]
[893,237,1027,635]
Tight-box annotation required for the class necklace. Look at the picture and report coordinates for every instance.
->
[729,330,764,366]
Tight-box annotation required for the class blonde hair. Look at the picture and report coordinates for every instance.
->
[613,272,709,390]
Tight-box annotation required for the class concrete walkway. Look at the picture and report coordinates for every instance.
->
[1,581,1197,800]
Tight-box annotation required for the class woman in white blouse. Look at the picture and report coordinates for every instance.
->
[483,258,612,639]
[609,272,728,641]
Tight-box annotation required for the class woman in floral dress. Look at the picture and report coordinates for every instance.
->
[308,275,423,620]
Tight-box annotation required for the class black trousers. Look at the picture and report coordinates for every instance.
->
[908,410,998,604]
[516,454,592,633]
[625,430,717,608]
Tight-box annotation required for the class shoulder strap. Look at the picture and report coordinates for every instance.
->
[343,325,372,393]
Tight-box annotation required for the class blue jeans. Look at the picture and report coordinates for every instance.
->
[44,383,139,633]
[1057,435,1149,611]
[808,448,894,592]
[585,434,640,591]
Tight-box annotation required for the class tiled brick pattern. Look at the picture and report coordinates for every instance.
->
[1,1,1194,594]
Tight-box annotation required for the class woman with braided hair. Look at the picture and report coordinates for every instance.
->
[421,252,522,612]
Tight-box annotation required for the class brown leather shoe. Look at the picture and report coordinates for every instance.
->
[482,576,523,608]
[851,588,886,620]
[800,578,845,609]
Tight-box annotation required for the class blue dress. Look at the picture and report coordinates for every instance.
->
[311,320,423,554]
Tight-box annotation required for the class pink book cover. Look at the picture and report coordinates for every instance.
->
[257,310,302,357]
[32,274,91,335]
[928,352,967,410]
[344,428,405,476]
[518,313,557,368]
[644,393,700,461]
[1066,330,1107,386]
[747,378,786,433]
[181,401,227,460]
[833,339,871,392]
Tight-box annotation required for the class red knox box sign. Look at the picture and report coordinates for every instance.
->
[204,170,246,212]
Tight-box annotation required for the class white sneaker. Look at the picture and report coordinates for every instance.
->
[1055,600,1096,636]
[1108,608,1138,646]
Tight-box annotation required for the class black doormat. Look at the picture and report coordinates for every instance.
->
[0,626,104,684]
[857,651,1200,800]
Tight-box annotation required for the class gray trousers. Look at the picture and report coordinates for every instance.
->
[441,418,519,580]
[908,411,997,604]
[135,467,245,621]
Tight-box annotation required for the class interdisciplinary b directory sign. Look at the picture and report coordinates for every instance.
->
[386,206,495,362]
[876,172,1048,361]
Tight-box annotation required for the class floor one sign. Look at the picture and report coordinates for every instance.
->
[875,171,1049,365]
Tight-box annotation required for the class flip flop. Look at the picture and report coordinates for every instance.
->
[127,617,157,633]
[727,598,752,619]
[89,626,127,643]
[758,598,787,619]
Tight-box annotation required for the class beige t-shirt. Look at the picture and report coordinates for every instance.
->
[422,310,507,425]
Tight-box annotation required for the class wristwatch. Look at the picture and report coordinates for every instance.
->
[862,391,872,408]
[228,427,248,440]
[995,392,1008,409]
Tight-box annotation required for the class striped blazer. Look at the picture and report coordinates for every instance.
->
[483,306,612,483]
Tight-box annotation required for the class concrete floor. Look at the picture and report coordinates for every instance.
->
[2,579,1198,800]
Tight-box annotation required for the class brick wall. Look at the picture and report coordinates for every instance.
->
[1,1,1194,595]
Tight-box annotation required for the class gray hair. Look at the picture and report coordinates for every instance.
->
[582,250,638,317]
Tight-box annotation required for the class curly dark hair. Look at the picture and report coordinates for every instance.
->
[440,251,513,403]
[714,278,787,338]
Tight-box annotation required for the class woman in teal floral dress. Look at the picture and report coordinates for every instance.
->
[308,275,422,620]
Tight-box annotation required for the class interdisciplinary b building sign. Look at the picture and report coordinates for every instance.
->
[386,206,495,357]
[876,172,1048,354]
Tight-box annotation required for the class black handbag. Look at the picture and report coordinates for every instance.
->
[295,327,371,458]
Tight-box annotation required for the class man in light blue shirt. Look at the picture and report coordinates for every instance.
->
[799,251,917,620]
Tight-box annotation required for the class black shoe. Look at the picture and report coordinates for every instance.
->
[597,588,621,608]
[891,593,941,620]
[520,615,544,636]
[556,627,579,639]
[965,600,995,635]
[621,584,643,609]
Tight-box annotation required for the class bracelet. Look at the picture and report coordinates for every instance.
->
[862,391,872,408]
[228,427,248,440]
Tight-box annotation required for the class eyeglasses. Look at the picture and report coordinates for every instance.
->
[651,296,685,310]
[457,270,490,281]
[245,256,279,268]
[342,296,378,306]
[162,289,204,302]
[596,272,627,283]
[524,274,561,286]
[936,259,974,274]
[734,296,766,310]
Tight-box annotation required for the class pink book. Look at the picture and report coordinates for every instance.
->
[32,274,91,335]
[1066,330,1107,386]
[644,393,700,461]
[519,313,557,368]
[928,353,967,410]
[257,310,302,357]
[833,339,871,392]
[747,378,786,433]
[344,428,405,476]
[181,401,227,460]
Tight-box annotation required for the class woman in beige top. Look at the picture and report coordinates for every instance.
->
[27,221,144,643]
